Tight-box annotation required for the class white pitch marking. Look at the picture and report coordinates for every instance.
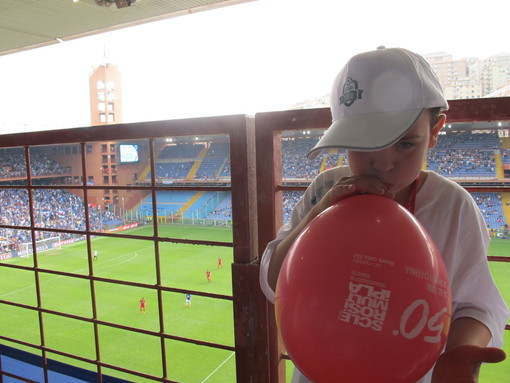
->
[201,352,235,383]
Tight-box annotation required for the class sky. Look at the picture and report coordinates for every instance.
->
[0,0,509,134]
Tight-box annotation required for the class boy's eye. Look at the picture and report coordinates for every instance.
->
[398,141,415,149]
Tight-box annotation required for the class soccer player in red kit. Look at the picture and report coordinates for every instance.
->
[139,297,146,314]
[206,270,211,282]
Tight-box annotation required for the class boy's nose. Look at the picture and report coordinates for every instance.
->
[370,149,395,173]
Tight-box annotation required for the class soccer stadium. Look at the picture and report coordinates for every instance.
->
[1,100,509,382]
[1,2,510,383]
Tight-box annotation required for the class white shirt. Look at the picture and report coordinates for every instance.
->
[259,167,509,383]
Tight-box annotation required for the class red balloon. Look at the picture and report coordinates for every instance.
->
[275,194,451,383]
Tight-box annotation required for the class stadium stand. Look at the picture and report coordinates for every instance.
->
[220,160,231,177]
[427,149,496,178]
[0,147,68,179]
[195,141,230,180]
[153,161,194,179]
[140,191,230,220]
[150,142,231,181]
[434,131,500,149]
[502,150,510,164]
[0,187,116,253]
[140,191,197,215]
[281,137,322,179]
[135,131,509,230]
[158,143,205,159]
[0,129,508,253]
[472,192,507,230]
[206,192,232,220]
[427,131,499,179]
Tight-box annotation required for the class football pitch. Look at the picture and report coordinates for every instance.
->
[483,239,510,382]
[1,228,509,383]
[1,224,236,383]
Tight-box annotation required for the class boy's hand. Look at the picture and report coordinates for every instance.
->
[318,176,393,211]
[431,345,506,383]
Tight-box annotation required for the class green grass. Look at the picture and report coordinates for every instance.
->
[1,229,509,383]
[482,239,510,382]
[0,224,235,383]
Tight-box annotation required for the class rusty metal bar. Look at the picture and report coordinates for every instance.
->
[78,139,104,383]
[254,112,287,383]
[229,115,274,382]
[0,115,248,147]
[24,146,50,383]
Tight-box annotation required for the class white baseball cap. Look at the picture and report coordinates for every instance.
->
[308,47,448,160]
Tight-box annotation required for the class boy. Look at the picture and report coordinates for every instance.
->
[259,47,509,383]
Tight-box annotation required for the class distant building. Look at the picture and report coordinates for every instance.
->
[89,63,123,126]
[425,52,468,86]
[480,54,510,96]
[87,63,127,209]
[293,52,510,107]
[424,52,510,100]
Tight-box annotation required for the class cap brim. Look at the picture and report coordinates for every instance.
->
[307,108,423,160]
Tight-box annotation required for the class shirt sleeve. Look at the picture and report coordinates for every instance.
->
[448,198,509,348]
[416,174,509,348]
[259,193,311,303]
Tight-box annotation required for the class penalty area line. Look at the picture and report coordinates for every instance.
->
[200,351,235,383]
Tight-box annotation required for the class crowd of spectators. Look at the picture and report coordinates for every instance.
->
[207,194,233,220]
[502,150,510,164]
[427,149,496,177]
[472,193,507,230]
[426,132,499,178]
[173,133,507,228]
[0,148,68,180]
[281,137,322,179]
[278,190,507,230]
[148,133,500,182]
[0,131,508,253]
[434,131,500,150]
[282,191,304,222]
[0,188,116,253]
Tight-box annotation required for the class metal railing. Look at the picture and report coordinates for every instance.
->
[0,98,509,382]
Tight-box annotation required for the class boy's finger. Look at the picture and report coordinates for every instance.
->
[447,345,506,364]
[471,347,506,364]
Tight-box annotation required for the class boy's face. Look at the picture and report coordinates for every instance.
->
[347,110,444,196]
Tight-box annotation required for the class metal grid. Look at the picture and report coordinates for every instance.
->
[0,115,267,382]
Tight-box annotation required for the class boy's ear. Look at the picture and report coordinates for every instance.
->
[428,114,446,148]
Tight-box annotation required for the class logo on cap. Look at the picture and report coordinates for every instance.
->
[339,77,363,107]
